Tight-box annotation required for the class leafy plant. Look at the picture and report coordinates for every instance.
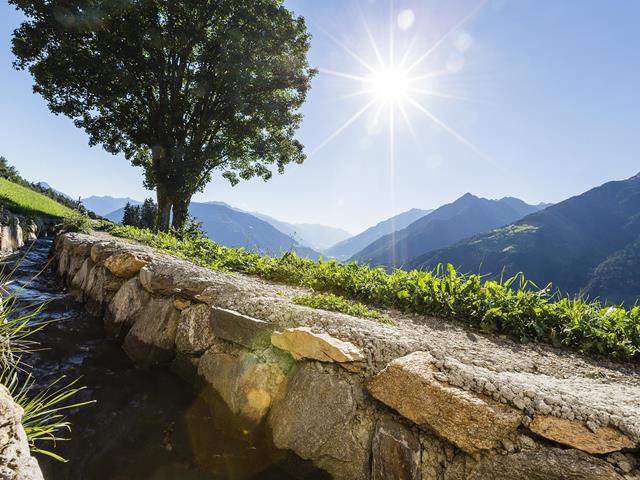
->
[293,293,392,324]
[0,365,93,462]
[110,224,640,361]
[0,277,48,369]
[58,211,92,234]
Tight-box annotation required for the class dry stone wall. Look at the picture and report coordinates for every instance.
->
[54,232,640,480]
[0,209,47,256]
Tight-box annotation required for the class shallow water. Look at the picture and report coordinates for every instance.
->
[2,239,330,480]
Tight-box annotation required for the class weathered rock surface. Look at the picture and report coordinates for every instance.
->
[0,385,44,480]
[176,303,216,355]
[269,364,373,480]
[197,347,289,423]
[69,257,94,301]
[105,276,151,338]
[210,307,273,349]
[83,266,125,317]
[122,296,181,367]
[367,351,522,453]
[444,446,625,480]
[530,416,636,454]
[271,327,365,371]
[371,417,421,480]
[139,259,240,302]
[103,250,151,279]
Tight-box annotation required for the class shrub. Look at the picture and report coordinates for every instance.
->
[59,211,92,234]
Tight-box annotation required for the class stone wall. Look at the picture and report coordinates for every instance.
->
[0,386,44,480]
[53,232,640,480]
[0,209,48,256]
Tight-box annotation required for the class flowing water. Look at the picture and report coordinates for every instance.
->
[2,239,330,480]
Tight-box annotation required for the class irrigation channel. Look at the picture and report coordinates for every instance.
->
[3,239,330,480]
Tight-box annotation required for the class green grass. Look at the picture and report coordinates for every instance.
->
[293,293,392,324]
[108,224,640,362]
[0,178,75,218]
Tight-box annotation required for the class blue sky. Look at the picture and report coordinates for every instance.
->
[1,0,639,233]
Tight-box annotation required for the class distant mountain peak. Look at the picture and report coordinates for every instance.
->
[460,192,477,200]
[350,194,545,268]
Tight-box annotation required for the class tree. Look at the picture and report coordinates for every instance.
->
[11,0,316,231]
[122,202,140,227]
[0,157,20,183]
[139,198,158,230]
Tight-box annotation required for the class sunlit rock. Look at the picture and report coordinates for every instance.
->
[367,351,522,453]
[529,416,636,454]
[104,250,151,279]
[271,327,365,371]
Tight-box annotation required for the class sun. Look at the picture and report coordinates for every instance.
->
[365,67,411,103]
[310,1,489,161]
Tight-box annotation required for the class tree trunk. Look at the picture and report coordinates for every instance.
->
[171,194,191,232]
[156,186,172,232]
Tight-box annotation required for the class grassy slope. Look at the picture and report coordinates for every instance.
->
[0,178,74,218]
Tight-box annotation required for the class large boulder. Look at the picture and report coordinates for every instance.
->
[529,416,636,454]
[176,303,216,355]
[210,307,273,350]
[122,296,181,367]
[69,257,95,301]
[271,327,365,372]
[197,348,289,424]
[83,266,125,317]
[105,276,151,339]
[90,240,126,266]
[139,259,240,302]
[0,386,44,480]
[268,364,373,480]
[371,417,421,480]
[444,446,625,480]
[367,351,522,453]
[103,250,152,279]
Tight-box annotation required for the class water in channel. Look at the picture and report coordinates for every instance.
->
[2,239,330,480]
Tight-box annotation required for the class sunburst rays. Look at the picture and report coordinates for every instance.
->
[310,0,489,162]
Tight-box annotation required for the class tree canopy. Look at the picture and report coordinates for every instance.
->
[11,0,316,230]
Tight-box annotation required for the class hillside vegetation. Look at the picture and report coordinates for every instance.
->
[0,178,75,218]
[411,173,640,305]
[108,224,640,362]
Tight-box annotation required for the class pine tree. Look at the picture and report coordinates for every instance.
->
[140,199,158,230]
[122,203,141,227]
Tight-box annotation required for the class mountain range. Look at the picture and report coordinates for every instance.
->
[326,208,433,261]
[350,194,547,269]
[251,212,351,251]
[82,196,141,216]
[105,201,322,259]
[410,173,640,304]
